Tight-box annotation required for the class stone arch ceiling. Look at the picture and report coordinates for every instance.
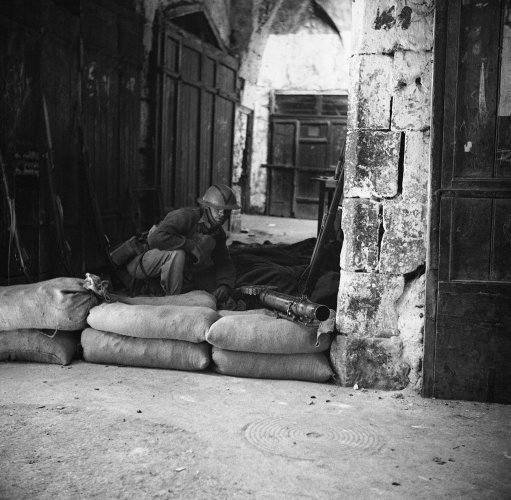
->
[236,0,350,83]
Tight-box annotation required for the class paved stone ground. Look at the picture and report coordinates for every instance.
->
[1,361,510,498]
[228,214,317,245]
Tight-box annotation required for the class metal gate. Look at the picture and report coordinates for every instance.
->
[154,17,239,213]
[424,0,511,403]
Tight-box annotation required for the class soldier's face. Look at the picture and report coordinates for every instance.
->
[208,207,229,225]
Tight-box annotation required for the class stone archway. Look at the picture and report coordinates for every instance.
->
[231,0,352,212]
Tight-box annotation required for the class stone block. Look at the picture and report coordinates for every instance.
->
[379,200,427,274]
[344,336,410,390]
[348,54,392,130]
[352,0,434,54]
[397,273,426,392]
[336,270,405,337]
[391,51,433,131]
[340,198,380,271]
[402,130,430,203]
[345,130,402,198]
[329,334,348,385]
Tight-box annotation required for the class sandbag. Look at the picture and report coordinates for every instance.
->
[212,348,333,383]
[0,278,98,331]
[0,329,80,365]
[113,290,216,310]
[87,302,219,342]
[81,328,210,371]
[218,308,269,317]
[206,313,332,354]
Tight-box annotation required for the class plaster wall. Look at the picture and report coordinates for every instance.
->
[330,0,434,391]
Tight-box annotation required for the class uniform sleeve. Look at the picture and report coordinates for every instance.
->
[212,231,236,289]
[147,209,197,252]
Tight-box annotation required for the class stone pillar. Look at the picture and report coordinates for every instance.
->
[330,0,433,390]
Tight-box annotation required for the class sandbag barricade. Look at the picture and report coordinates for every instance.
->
[113,290,216,310]
[87,303,219,342]
[83,301,219,371]
[82,328,210,371]
[0,278,98,331]
[212,348,332,383]
[207,313,331,354]
[0,329,80,365]
[206,311,334,383]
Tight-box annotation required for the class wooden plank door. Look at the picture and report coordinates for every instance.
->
[424,0,511,403]
[156,19,239,213]
[267,94,347,219]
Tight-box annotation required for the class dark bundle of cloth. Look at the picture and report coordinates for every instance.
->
[229,238,341,304]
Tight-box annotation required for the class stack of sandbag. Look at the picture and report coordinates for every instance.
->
[206,310,334,383]
[82,291,218,371]
[0,278,99,365]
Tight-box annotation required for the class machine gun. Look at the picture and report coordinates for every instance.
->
[239,285,330,324]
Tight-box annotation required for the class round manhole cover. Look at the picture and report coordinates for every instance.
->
[243,416,385,460]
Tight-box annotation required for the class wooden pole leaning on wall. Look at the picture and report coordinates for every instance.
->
[41,94,74,276]
[299,139,346,298]
[0,147,32,282]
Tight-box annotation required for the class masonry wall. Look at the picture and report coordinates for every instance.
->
[330,0,434,391]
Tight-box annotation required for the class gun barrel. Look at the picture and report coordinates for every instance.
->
[258,290,330,322]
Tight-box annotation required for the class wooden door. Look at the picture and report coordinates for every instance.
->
[156,19,239,213]
[267,94,347,219]
[424,0,511,403]
[81,0,142,250]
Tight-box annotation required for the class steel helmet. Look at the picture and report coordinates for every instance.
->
[197,184,239,210]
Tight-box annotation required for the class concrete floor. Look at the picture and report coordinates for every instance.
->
[228,214,317,245]
[1,361,510,499]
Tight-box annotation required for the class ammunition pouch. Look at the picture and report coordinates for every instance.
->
[109,235,148,267]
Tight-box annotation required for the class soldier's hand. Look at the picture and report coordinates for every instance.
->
[213,285,231,306]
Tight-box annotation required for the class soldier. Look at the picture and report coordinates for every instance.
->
[126,184,238,306]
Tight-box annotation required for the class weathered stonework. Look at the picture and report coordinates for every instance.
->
[336,270,405,338]
[348,54,393,130]
[397,272,426,392]
[391,50,433,131]
[329,334,348,385]
[344,130,402,198]
[402,129,430,203]
[351,0,434,54]
[340,198,380,271]
[344,336,410,389]
[333,0,433,392]
[379,199,427,274]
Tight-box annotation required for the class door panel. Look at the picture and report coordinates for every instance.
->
[213,96,234,186]
[268,108,346,219]
[156,20,239,211]
[272,122,296,165]
[268,169,293,217]
[425,0,511,403]
[176,83,200,207]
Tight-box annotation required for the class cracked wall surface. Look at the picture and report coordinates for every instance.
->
[330,0,433,391]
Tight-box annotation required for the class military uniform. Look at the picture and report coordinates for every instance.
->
[127,207,235,295]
